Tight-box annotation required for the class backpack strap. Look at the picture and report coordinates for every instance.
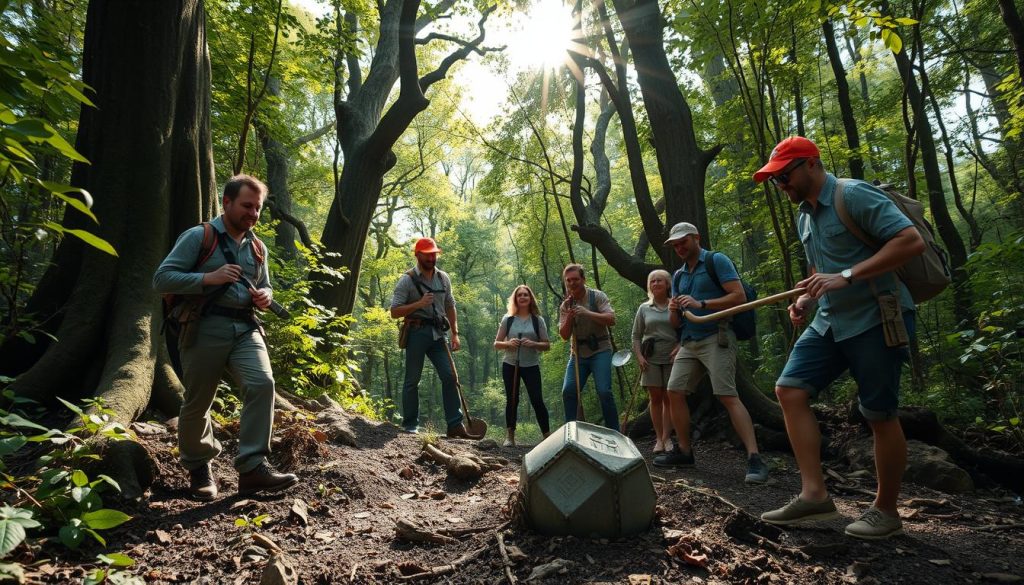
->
[834,179,881,250]
[588,288,596,311]
[504,314,542,339]
[705,251,725,294]
[195,222,218,269]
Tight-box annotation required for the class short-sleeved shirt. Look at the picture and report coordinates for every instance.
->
[671,249,739,342]
[496,314,550,368]
[631,302,678,364]
[798,174,915,342]
[558,288,613,358]
[390,266,455,341]
[153,216,271,311]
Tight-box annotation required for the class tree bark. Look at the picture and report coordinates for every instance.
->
[1,0,215,495]
[822,18,864,180]
[999,0,1024,83]
[313,0,494,315]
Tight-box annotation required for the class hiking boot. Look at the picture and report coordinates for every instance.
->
[652,446,695,468]
[844,507,904,540]
[503,429,515,447]
[237,463,298,496]
[744,453,770,484]
[188,463,218,501]
[446,423,478,439]
[761,495,839,525]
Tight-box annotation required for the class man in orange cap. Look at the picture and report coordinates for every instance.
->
[754,137,925,540]
[391,237,475,438]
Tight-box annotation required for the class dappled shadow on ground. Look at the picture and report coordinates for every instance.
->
[14,412,1024,584]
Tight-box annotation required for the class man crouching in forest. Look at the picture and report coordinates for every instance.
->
[153,175,298,500]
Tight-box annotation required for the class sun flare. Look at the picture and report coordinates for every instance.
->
[505,0,576,70]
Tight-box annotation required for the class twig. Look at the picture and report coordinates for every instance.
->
[438,521,510,537]
[757,536,810,561]
[395,519,457,545]
[496,532,517,585]
[349,563,358,582]
[396,545,488,581]
[672,479,740,510]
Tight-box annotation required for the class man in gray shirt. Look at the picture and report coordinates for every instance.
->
[153,175,297,500]
[390,237,474,438]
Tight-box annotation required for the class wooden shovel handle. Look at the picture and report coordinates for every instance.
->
[682,287,807,324]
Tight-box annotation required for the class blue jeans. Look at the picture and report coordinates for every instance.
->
[561,349,619,431]
[401,325,463,430]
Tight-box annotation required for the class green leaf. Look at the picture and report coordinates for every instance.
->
[50,191,98,224]
[0,520,27,557]
[62,227,118,256]
[97,552,134,568]
[59,82,95,107]
[854,16,869,27]
[82,527,105,546]
[1011,418,1020,426]
[72,469,88,487]
[234,518,248,527]
[55,396,84,416]
[6,119,52,139]
[42,124,87,162]
[895,17,918,25]
[889,32,903,53]
[81,509,131,530]
[0,413,48,432]
[0,436,27,457]
[59,523,84,549]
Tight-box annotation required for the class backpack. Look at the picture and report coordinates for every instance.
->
[703,252,758,341]
[503,314,542,341]
[162,223,266,373]
[834,179,951,303]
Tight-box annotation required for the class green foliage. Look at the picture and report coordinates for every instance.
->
[233,513,272,531]
[85,552,141,585]
[0,394,133,559]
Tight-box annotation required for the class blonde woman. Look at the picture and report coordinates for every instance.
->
[494,285,551,446]
[631,270,679,454]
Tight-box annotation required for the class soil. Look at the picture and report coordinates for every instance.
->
[10,411,1024,585]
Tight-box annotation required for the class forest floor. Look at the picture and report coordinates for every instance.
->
[11,409,1024,585]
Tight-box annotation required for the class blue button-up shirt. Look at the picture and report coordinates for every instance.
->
[798,174,914,341]
[671,248,739,341]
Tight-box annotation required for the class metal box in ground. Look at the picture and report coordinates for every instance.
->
[520,421,655,537]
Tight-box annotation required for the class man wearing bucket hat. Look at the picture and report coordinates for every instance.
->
[656,222,769,485]
[390,237,475,439]
[754,136,925,540]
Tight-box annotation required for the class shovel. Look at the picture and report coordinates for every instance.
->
[612,349,645,433]
[682,287,806,323]
[442,336,487,439]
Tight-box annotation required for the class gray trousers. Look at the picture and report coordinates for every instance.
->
[178,315,275,473]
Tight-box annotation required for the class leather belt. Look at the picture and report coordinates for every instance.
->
[208,305,256,321]
[404,317,426,327]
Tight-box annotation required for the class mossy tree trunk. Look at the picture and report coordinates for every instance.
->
[2,0,216,473]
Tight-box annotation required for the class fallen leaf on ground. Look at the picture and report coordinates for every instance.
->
[526,558,572,581]
[929,559,952,566]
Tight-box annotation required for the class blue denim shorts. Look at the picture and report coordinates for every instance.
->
[776,313,914,421]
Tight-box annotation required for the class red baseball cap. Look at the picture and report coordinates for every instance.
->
[753,137,820,183]
[413,237,442,254]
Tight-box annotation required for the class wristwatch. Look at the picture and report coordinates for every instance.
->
[841,268,854,284]
[700,300,707,310]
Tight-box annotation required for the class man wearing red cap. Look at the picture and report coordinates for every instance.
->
[754,137,925,539]
[391,237,475,438]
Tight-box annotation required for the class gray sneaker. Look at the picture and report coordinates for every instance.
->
[744,453,769,484]
[653,446,695,468]
[761,495,840,525]
[844,507,903,540]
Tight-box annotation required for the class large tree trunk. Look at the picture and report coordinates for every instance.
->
[891,31,973,325]
[999,0,1024,82]
[3,0,215,493]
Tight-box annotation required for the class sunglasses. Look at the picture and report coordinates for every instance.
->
[768,158,808,186]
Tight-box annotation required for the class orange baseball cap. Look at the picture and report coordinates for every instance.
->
[413,237,442,254]
[753,136,820,183]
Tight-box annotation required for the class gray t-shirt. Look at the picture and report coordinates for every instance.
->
[631,302,678,365]
[496,315,550,368]
[390,267,455,341]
